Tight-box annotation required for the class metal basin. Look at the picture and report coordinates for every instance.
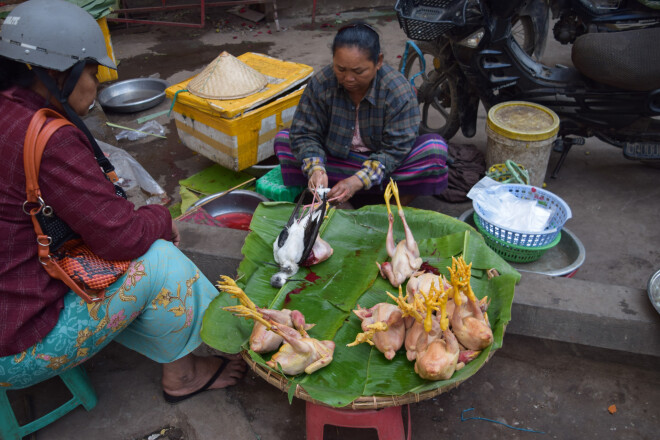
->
[459,209,586,277]
[98,78,169,113]
[190,190,269,217]
[648,270,660,315]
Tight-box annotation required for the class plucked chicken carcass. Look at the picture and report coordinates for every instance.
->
[271,188,333,288]
[404,319,426,361]
[251,308,314,353]
[216,276,313,353]
[376,179,422,288]
[266,316,335,375]
[348,303,405,360]
[389,279,450,362]
[450,294,493,351]
[385,286,427,361]
[220,278,334,375]
[414,318,460,381]
[446,257,494,351]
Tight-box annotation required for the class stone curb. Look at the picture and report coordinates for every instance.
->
[177,222,660,358]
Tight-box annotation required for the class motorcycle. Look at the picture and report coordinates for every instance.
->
[396,0,660,177]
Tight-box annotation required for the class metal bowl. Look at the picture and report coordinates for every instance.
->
[648,270,660,315]
[459,208,586,277]
[98,78,169,113]
[189,190,269,217]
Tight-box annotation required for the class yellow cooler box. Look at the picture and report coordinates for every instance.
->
[165,53,313,171]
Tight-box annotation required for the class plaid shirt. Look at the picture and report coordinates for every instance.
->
[0,87,172,356]
[290,63,420,181]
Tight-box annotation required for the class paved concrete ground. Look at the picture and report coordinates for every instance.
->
[5,6,659,440]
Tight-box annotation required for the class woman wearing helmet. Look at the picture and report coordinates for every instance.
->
[0,0,245,404]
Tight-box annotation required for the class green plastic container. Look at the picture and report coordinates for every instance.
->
[473,213,561,263]
[256,165,304,202]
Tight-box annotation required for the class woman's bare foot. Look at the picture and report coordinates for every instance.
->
[162,353,246,397]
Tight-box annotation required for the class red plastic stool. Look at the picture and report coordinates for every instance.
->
[305,401,411,440]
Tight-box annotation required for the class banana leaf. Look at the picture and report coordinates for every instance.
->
[201,202,520,407]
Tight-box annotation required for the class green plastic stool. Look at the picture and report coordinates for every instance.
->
[0,365,97,440]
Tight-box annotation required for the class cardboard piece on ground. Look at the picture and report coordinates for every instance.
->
[228,5,265,23]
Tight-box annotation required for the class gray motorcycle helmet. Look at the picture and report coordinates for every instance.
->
[0,0,116,72]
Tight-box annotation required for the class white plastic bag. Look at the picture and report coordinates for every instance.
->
[114,120,165,141]
[96,139,167,201]
[467,177,551,232]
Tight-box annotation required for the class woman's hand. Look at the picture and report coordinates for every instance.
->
[328,176,363,204]
[171,221,181,247]
[309,169,328,191]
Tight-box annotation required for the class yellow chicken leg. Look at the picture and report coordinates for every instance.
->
[347,322,389,347]
[389,178,403,213]
[384,180,393,216]
[386,286,424,323]
[437,289,450,331]
[216,276,257,310]
[223,305,272,329]
[419,285,443,333]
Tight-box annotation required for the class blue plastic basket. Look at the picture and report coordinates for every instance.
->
[473,184,572,247]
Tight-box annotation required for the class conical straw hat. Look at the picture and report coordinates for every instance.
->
[188,51,268,100]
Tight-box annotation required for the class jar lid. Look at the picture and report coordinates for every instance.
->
[487,101,560,141]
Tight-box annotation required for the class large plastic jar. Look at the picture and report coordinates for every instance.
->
[485,101,560,187]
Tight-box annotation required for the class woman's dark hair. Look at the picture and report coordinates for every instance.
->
[332,22,381,64]
[0,57,35,91]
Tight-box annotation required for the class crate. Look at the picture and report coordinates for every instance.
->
[256,166,304,202]
[165,53,313,171]
[395,0,465,41]
[169,88,303,171]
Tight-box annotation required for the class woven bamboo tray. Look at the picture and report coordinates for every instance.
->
[241,348,497,410]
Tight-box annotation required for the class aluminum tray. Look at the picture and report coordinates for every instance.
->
[98,78,168,113]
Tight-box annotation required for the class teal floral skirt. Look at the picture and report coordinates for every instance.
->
[0,240,219,389]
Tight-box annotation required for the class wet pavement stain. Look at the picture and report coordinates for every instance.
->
[619,299,637,315]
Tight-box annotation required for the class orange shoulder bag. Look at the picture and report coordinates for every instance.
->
[24,108,130,303]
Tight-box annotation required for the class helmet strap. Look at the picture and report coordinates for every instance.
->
[32,62,116,176]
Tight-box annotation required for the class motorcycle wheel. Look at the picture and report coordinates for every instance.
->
[513,0,550,60]
[512,15,536,56]
[399,40,461,140]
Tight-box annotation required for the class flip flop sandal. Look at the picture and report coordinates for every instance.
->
[163,356,230,405]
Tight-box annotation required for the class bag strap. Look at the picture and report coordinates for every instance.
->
[24,109,73,204]
[23,108,104,304]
